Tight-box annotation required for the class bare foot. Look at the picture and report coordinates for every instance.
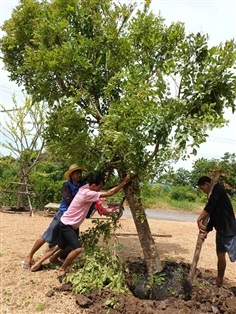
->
[58,268,66,275]
[31,261,42,272]
[57,268,66,283]
[215,278,223,287]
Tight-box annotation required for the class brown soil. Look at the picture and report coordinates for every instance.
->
[1,210,236,314]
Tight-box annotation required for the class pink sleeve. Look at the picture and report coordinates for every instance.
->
[86,190,100,202]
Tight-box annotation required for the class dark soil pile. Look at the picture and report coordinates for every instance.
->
[130,261,192,301]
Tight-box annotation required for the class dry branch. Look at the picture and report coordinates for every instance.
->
[112,232,172,238]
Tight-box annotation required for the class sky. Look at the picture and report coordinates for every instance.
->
[0,0,236,169]
[150,0,236,169]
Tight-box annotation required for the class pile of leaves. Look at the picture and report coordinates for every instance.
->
[66,247,128,294]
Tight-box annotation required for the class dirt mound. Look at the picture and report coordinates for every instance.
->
[48,258,236,314]
[53,271,236,314]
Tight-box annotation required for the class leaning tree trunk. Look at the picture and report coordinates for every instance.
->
[123,178,162,275]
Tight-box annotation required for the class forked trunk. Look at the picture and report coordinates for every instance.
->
[124,179,162,275]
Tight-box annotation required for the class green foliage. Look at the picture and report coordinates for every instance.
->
[170,186,197,202]
[0,154,75,209]
[171,168,193,186]
[131,273,143,285]
[191,157,219,184]
[141,183,171,208]
[0,97,46,208]
[1,152,235,211]
[66,217,128,294]
[141,182,169,198]
[0,157,19,206]
[177,153,236,198]
[66,247,128,294]
[2,0,236,179]
[218,153,236,190]
[0,157,18,180]
[148,273,166,288]
[0,98,46,160]
[80,218,120,252]
[35,304,45,311]
[193,282,210,288]
[105,296,119,309]
[140,181,205,211]
[31,177,62,210]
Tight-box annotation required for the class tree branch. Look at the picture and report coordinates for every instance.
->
[143,139,160,169]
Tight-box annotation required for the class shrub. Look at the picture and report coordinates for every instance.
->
[170,186,197,202]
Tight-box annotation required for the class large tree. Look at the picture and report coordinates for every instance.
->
[1,0,236,274]
[191,153,236,192]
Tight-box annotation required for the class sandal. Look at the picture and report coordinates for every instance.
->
[209,279,222,287]
[21,261,31,270]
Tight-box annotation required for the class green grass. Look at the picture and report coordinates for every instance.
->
[142,189,236,213]
[142,195,204,213]
[35,304,45,311]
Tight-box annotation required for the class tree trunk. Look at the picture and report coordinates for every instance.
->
[17,179,25,208]
[124,178,163,275]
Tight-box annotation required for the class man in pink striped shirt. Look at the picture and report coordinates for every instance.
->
[57,172,131,282]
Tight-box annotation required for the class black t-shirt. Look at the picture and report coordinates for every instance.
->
[205,183,236,236]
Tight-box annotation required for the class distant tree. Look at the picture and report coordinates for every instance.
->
[190,158,219,185]
[191,153,236,196]
[172,167,192,186]
[0,156,18,182]
[213,153,236,197]
[1,0,236,274]
[219,153,236,190]
[0,97,46,210]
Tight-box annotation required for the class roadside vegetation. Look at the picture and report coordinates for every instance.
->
[1,152,235,212]
[141,183,205,212]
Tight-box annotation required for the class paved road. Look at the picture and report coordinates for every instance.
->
[122,208,199,222]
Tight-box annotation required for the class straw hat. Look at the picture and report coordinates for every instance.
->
[64,164,85,180]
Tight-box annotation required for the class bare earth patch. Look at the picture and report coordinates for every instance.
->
[1,210,236,314]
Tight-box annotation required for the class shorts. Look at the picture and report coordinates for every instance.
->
[216,232,236,262]
[42,210,64,247]
[58,221,82,250]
